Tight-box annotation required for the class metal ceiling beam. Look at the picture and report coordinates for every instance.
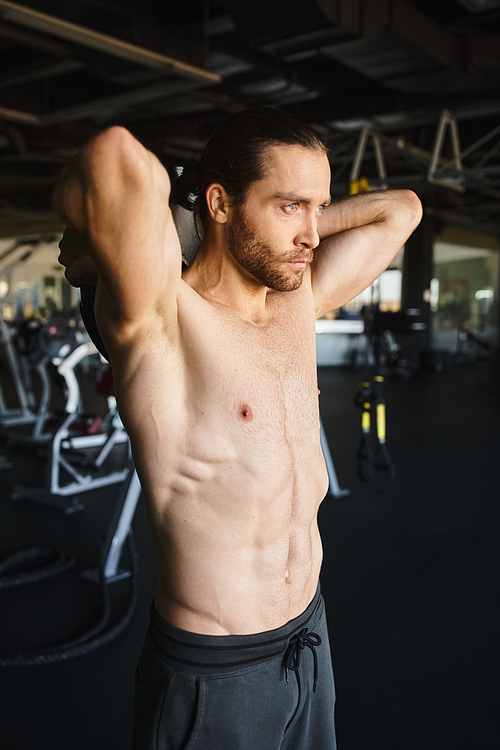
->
[0,0,221,84]
[322,94,500,134]
[324,116,500,237]
[0,105,38,124]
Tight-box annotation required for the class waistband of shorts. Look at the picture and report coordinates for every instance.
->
[148,584,323,671]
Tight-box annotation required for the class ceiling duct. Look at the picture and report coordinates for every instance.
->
[222,0,468,96]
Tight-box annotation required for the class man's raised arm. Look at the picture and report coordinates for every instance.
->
[311,190,422,319]
[55,126,182,332]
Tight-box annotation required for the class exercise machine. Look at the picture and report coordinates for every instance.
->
[0,239,48,428]
[11,321,130,512]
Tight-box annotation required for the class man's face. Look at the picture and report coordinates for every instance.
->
[226,144,331,292]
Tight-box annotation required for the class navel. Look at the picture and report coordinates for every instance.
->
[239,404,253,422]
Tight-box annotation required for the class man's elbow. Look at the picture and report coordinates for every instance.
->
[81,127,140,186]
[55,127,147,225]
[88,126,168,202]
[396,189,423,232]
[89,126,135,158]
[52,131,124,228]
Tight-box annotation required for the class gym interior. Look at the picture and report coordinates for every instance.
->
[0,1,499,748]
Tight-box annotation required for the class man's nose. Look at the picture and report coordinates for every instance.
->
[297,214,320,250]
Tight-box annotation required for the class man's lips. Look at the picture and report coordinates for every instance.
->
[287,256,312,269]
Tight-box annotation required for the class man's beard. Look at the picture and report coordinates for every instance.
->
[228,205,310,292]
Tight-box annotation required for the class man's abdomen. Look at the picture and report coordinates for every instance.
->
[148,459,327,636]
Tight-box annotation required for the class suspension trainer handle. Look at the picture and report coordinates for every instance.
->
[372,375,396,486]
[354,381,375,482]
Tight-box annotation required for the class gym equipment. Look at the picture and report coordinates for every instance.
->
[11,320,130,512]
[5,317,81,444]
[78,288,142,584]
[0,302,38,429]
[0,239,48,428]
[1,290,141,667]
[353,381,375,482]
[78,284,142,579]
[11,318,52,440]
[353,300,397,489]
[372,375,396,483]
[0,534,139,667]
[320,418,350,499]
[354,375,395,488]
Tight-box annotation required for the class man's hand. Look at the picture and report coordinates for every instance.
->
[58,226,98,287]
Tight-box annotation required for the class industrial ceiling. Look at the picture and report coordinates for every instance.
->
[1,0,500,237]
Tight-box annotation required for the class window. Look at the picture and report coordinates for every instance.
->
[431,227,499,353]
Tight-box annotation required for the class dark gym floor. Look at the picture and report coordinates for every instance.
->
[1,357,499,750]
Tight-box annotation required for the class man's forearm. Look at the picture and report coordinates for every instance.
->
[318,189,421,242]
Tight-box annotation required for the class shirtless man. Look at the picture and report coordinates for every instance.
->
[56,107,422,750]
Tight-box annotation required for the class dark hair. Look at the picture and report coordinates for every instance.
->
[171,107,328,230]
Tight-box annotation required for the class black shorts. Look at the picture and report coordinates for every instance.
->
[132,585,336,750]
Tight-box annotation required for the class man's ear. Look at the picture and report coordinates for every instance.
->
[206,184,232,224]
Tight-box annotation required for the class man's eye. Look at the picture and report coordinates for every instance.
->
[317,205,324,213]
[286,203,298,211]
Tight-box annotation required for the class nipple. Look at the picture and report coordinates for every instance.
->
[239,404,253,423]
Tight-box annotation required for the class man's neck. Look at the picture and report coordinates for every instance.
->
[182,236,271,326]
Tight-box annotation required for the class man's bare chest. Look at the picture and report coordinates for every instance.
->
[114,286,325,502]
[115,286,320,457]
[164,292,320,463]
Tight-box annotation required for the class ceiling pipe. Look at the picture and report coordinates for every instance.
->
[0,0,221,84]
